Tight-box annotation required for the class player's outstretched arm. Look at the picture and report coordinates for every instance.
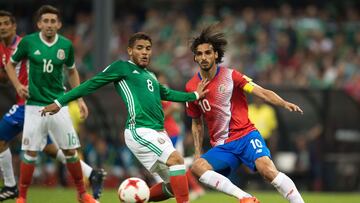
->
[5,61,28,98]
[160,78,209,102]
[251,85,303,114]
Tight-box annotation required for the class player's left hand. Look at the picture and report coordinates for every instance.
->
[77,98,88,119]
[40,103,61,116]
[284,102,303,114]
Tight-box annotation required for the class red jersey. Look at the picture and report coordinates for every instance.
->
[162,101,181,137]
[186,66,257,146]
[0,36,28,105]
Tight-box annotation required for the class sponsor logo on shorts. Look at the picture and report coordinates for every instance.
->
[23,138,29,145]
[157,137,165,144]
[256,149,263,154]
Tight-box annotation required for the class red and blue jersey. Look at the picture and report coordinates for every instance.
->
[0,36,28,105]
[162,101,181,137]
[186,66,257,146]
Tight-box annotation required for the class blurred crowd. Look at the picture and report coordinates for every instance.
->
[2,1,360,190]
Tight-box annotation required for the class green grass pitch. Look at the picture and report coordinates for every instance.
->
[7,187,360,202]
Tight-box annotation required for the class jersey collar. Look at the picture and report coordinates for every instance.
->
[39,32,59,47]
[197,66,220,80]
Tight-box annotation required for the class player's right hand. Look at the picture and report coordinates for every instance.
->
[196,78,210,99]
[16,84,29,99]
[40,103,61,116]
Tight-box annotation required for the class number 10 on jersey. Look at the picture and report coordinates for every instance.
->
[199,99,211,112]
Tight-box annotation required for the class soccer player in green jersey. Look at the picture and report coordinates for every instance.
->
[5,5,97,203]
[41,32,209,203]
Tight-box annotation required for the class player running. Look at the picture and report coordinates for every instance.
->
[41,32,209,203]
[0,10,106,202]
[4,6,100,203]
[185,25,305,203]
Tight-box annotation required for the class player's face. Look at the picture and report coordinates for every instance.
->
[37,13,62,38]
[0,16,16,40]
[194,43,218,72]
[127,39,152,68]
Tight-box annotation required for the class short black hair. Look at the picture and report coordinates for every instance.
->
[190,24,227,64]
[128,32,152,48]
[35,5,61,22]
[0,10,16,24]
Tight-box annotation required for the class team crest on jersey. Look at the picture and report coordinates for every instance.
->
[57,49,65,60]
[218,84,226,93]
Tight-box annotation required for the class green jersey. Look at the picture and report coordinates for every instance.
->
[11,32,75,106]
[56,60,197,130]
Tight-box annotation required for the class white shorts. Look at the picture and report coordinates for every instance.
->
[22,105,80,151]
[124,127,176,182]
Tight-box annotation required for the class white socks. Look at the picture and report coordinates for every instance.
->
[80,160,93,178]
[199,170,251,199]
[271,172,305,203]
[0,149,16,187]
[56,150,92,178]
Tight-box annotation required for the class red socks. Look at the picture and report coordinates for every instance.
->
[186,169,203,191]
[66,160,86,196]
[169,165,189,203]
[18,161,35,199]
[149,182,172,201]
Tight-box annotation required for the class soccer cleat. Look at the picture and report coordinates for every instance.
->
[15,197,26,203]
[0,185,19,201]
[78,193,97,203]
[89,169,107,200]
[240,197,260,203]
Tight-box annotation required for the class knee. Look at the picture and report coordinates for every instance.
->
[62,149,77,157]
[166,151,184,166]
[191,158,212,177]
[255,156,279,182]
[0,141,8,152]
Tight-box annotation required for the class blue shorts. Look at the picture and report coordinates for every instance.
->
[0,105,25,141]
[201,130,271,176]
[170,135,179,146]
[0,104,53,145]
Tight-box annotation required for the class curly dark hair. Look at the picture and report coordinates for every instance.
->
[190,24,227,64]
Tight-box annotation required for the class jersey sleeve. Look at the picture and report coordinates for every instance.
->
[159,84,197,102]
[65,44,75,69]
[232,70,255,93]
[0,46,5,69]
[10,38,27,63]
[56,60,126,106]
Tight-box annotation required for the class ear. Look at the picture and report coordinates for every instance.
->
[37,21,41,30]
[214,51,218,60]
[57,21,62,29]
[127,47,132,56]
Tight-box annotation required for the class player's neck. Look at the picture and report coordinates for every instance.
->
[200,65,217,80]
[3,34,16,47]
[40,32,56,43]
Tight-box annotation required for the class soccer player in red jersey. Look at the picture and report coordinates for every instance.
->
[186,25,305,203]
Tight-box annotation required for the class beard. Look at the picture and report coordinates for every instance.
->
[200,61,215,71]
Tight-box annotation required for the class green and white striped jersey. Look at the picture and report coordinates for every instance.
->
[56,60,197,130]
[11,32,75,106]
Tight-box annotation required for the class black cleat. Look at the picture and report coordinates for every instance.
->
[89,169,107,200]
[0,185,18,201]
